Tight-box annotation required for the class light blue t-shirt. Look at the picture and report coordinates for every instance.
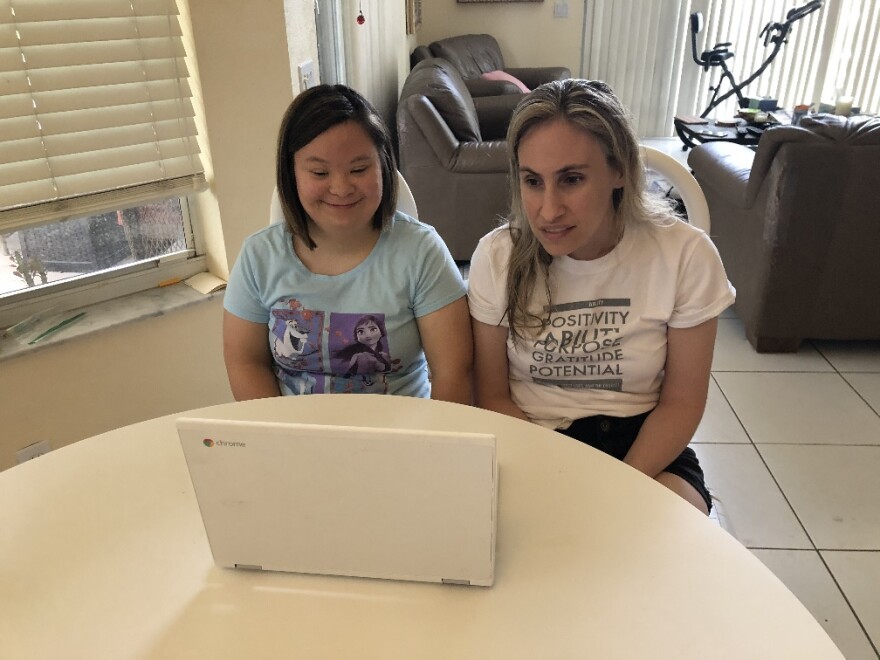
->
[224,212,465,397]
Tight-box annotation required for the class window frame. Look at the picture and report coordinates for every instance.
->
[0,194,206,329]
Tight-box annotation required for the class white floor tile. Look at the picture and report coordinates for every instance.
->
[703,330,880,648]
[693,444,811,549]
[712,318,834,372]
[751,549,877,660]
[692,377,750,444]
[814,341,880,373]
[823,551,880,652]
[714,372,880,445]
[759,445,880,550]
[844,373,880,416]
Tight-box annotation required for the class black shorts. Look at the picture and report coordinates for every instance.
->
[558,410,712,512]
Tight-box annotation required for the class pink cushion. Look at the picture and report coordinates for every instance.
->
[480,70,530,93]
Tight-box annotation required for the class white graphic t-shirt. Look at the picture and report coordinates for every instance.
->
[468,220,735,429]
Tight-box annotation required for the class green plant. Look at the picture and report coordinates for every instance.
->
[11,250,48,287]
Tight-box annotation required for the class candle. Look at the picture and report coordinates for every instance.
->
[835,95,853,116]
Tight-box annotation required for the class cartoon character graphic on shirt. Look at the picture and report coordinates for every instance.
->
[330,314,401,393]
[274,318,309,360]
[273,318,317,394]
[269,299,324,394]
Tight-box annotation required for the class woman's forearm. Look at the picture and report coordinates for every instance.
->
[623,400,704,478]
[429,365,473,405]
[474,390,531,422]
[226,363,281,401]
[625,320,716,477]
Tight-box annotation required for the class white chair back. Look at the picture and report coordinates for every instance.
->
[396,171,418,218]
[640,145,710,233]
[269,170,418,225]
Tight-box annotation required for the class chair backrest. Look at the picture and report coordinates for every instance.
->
[640,145,710,233]
[269,170,418,226]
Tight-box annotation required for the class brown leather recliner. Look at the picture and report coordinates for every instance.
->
[688,114,880,352]
[412,34,570,98]
[397,58,516,261]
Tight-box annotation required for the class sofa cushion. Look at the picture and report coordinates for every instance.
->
[400,58,482,142]
[480,70,530,93]
[429,34,505,80]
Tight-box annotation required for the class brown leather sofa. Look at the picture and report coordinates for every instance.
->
[688,113,880,352]
[412,34,570,99]
[397,58,516,260]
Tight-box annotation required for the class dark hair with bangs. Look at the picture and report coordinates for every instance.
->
[276,85,398,249]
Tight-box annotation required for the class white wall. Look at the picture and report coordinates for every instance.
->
[418,0,585,78]
[0,297,231,471]
[284,0,321,96]
[0,0,306,471]
[185,0,303,276]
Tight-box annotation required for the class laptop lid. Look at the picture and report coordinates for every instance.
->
[176,417,497,586]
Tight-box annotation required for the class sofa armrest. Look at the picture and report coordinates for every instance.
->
[688,142,755,209]
[472,94,522,141]
[406,95,460,167]
[452,141,509,173]
[465,78,521,97]
[505,67,571,89]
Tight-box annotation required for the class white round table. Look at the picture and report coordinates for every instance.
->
[0,395,843,659]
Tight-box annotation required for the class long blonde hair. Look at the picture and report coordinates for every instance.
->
[503,79,676,343]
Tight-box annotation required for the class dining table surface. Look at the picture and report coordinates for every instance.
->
[0,394,844,659]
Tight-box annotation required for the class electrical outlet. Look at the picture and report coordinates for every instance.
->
[298,60,316,92]
[554,2,569,18]
[16,440,52,464]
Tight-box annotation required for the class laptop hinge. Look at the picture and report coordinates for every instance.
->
[234,564,264,571]
[441,578,471,585]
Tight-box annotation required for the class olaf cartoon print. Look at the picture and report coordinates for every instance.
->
[269,299,324,395]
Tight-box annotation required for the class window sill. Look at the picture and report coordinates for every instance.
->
[0,282,224,364]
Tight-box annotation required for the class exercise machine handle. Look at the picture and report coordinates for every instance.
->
[787,0,822,22]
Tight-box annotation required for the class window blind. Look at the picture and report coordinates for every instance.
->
[582,0,877,137]
[823,0,880,115]
[582,0,691,137]
[0,0,205,233]
[687,0,830,120]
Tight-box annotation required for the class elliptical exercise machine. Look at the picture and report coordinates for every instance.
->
[674,0,823,149]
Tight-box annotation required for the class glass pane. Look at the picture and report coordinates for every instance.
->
[0,198,187,296]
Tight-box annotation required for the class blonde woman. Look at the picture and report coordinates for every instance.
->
[468,79,734,513]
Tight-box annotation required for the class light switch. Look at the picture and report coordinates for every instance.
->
[298,60,315,92]
[554,2,569,18]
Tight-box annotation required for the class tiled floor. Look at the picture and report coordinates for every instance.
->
[695,309,880,659]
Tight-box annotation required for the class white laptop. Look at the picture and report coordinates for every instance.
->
[176,417,498,586]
